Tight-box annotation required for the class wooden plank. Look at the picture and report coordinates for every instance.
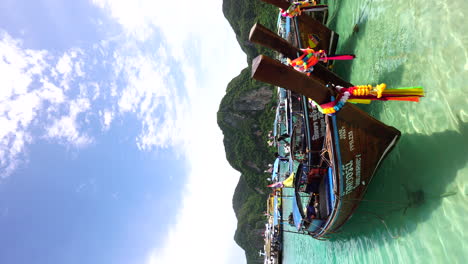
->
[249,23,300,59]
[252,54,333,104]
[260,0,290,10]
[249,23,352,87]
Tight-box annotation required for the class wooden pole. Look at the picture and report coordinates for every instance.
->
[249,23,352,88]
[249,23,300,59]
[252,55,333,104]
[251,55,401,137]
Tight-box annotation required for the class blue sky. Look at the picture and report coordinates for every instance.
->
[0,0,247,263]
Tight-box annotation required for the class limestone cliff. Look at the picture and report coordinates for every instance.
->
[219,1,278,263]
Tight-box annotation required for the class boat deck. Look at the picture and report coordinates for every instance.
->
[318,175,331,219]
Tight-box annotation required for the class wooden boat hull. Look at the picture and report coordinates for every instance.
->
[315,109,400,238]
[249,23,350,88]
[294,16,338,54]
[252,55,401,238]
[261,0,338,53]
[249,18,400,238]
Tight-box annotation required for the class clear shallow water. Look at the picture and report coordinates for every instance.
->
[283,0,468,263]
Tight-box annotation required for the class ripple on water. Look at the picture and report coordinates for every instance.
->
[283,0,468,263]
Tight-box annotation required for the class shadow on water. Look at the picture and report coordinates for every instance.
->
[319,0,466,247]
[325,0,343,30]
[331,19,368,82]
[355,63,406,115]
[329,118,468,242]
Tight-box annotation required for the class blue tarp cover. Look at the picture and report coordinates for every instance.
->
[292,194,303,230]
[271,158,280,181]
[327,167,335,213]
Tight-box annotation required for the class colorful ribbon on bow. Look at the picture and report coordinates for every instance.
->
[280,1,328,18]
[287,48,356,75]
[310,84,425,115]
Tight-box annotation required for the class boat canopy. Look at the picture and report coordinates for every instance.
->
[273,106,279,137]
[273,97,288,138]
[291,194,304,230]
[271,158,280,181]
[278,87,287,101]
[285,97,292,136]
[272,158,292,182]
[273,195,281,226]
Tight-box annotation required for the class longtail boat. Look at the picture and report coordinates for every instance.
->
[263,193,283,263]
[263,0,338,53]
[251,19,401,239]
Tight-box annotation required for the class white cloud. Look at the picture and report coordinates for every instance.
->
[2,0,249,261]
[0,32,47,97]
[0,27,196,178]
[0,31,92,178]
[102,110,113,131]
[56,53,73,75]
[54,49,85,91]
[112,44,191,151]
[0,31,49,178]
[46,98,93,147]
[91,82,100,100]
[147,121,245,264]
[91,1,249,263]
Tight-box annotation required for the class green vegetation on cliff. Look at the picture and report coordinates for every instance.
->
[218,0,278,263]
[218,68,276,263]
[218,68,276,188]
[222,0,277,62]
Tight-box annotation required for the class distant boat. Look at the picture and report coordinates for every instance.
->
[264,193,283,263]
[253,15,400,238]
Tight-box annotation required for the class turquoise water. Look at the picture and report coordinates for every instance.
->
[283,0,468,263]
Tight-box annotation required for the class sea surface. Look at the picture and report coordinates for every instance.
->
[282,0,468,263]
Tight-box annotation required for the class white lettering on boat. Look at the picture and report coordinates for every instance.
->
[348,130,355,152]
[355,154,361,188]
[312,121,320,140]
[311,109,325,140]
[342,160,354,195]
[339,126,347,140]
[342,154,363,196]
[320,117,326,137]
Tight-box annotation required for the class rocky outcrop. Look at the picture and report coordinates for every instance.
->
[246,160,261,172]
[217,67,277,264]
[224,112,247,127]
[233,87,273,111]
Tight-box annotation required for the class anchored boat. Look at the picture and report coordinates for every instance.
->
[252,11,401,238]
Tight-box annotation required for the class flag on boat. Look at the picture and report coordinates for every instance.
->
[267,182,284,188]
[282,172,295,187]
[267,172,295,188]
